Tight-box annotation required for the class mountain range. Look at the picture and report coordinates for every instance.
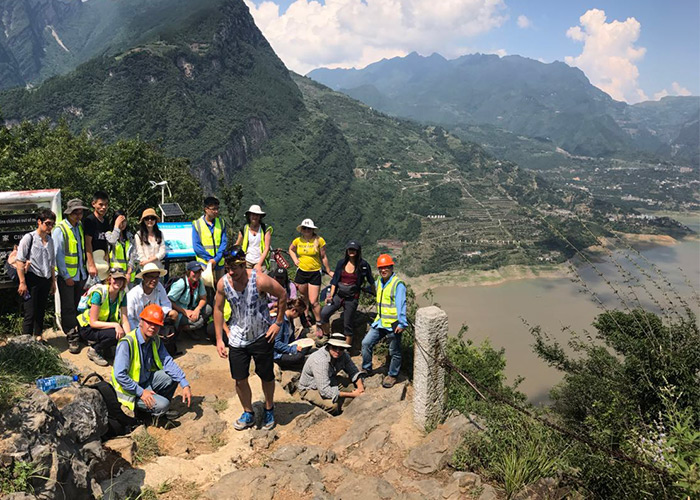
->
[308,53,699,165]
[0,0,691,275]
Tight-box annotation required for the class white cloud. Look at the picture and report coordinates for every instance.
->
[653,82,692,100]
[245,0,508,74]
[517,15,531,29]
[564,9,647,103]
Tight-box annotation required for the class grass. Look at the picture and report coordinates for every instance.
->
[0,340,71,412]
[0,460,47,495]
[133,430,161,465]
[209,397,228,414]
[209,433,226,450]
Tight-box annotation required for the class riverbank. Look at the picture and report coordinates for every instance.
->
[406,264,568,296]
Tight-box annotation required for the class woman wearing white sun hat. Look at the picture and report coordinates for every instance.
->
[235,204,273,272]
[289,218,333,339]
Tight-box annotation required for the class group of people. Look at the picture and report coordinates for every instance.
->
[11,193,407,428]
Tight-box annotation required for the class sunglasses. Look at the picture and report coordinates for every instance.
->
[329,345,347,351]
[144,216,158,222]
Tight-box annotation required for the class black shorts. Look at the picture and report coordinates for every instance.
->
[228,334,275,382]
[294,269,322,286]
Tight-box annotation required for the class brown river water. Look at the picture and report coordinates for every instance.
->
[417,214,700,404]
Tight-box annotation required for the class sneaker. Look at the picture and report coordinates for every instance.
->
[358,368,372,378]
[382,375,397,389]
[234,411,255,431]
[262,407,275,431]
[87,347,109,367]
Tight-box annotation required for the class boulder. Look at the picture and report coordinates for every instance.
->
[478,484,500,500]
[334,476,397,500]
[104,437,136,464]
[293,406,330,433]
[0,387,107,500]
[403,411,484,474]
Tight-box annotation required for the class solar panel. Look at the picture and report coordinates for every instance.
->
[159,203,185,218]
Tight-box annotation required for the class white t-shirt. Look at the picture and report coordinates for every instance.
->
[126,282,172,329]
[245,229,262,264]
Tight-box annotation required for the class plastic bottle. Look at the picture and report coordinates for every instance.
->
[36,375,79,392]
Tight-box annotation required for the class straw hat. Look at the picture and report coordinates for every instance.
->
[201,261,215,288]
[92,250,110,282]
[135,262,167,279]
[139,208,160,223]
[296,218,318,232]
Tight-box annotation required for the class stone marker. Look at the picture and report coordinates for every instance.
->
[413,306,448,430]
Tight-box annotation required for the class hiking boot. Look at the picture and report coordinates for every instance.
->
[67,328,82,354]
[262,407,275,431]
[234,411,255,431]
[87,347,109,367]
[382,375,397,389]
[358,368,373,378]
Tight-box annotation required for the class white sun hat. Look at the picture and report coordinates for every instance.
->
[245,204,266,216]
[296,218,318,232]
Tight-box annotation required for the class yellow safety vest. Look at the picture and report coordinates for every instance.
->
[110,330,163,410]
[110,239,132,275]
[241,223,273,268]
[77,285,125,327]
[374,274,404,329]
[193,216,224,266]
[56,219,85,278]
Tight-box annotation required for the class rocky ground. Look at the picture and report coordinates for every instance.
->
[10,327,501,500]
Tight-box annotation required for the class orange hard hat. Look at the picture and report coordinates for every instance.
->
[139,304,165,326]
[377,254,395,267]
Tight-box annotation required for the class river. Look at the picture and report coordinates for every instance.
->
[417,214,700,404]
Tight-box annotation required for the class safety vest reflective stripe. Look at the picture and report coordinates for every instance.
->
[56,219,84,277]
[193,216,224,266]
[374,274,403,328]
[110,330,163,411]
[110,240,131,271]
[241,224,273,267]
[77,285,125,327]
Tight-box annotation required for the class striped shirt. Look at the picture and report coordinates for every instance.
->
[16,231,55,279]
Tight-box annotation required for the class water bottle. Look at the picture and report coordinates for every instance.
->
[36,375,79,392]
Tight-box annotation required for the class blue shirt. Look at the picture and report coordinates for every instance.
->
[167,277,206,310]
[273,317,297,359]
[113,328,189,397]
[371,273,408,330]
[191,217,227,269]
[52,222,87,280]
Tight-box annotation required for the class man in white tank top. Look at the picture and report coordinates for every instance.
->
[213,246,288,431]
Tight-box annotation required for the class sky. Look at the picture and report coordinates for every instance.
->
[244,0,700,104]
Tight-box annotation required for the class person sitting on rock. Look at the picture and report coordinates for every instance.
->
[77,268,131,367]
[111,304,192,423]
[167,261,212,338]
[298,333,365,414]
[274,299,310,370]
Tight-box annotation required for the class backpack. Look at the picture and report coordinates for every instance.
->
[77,283,105,312]
[4,236,33,284]
[81,372,137,438]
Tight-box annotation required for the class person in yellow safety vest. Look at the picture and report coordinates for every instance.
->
[192,196,227,282]
[360,254,407,389]
[77,268,131,367]
[52,198,90,354]
[111,304,192,422]
[107,209,135,285]
[235,204,273,272]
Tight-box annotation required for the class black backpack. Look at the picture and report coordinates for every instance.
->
[82,372,138,438]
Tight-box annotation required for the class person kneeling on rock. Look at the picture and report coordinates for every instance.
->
[298,333,364,415]
[111,304,192,425]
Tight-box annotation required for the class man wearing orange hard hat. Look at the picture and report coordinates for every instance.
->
[361,254,407,389]
[111,304,192,424]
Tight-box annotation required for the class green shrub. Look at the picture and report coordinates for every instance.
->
[0,341,71,412]
[0,460,46,495]
[133,430,161,464]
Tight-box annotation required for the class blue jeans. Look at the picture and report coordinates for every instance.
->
[361,326,402,377]
[135,370,178,416]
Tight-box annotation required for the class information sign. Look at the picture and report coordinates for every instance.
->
[159,222,195,259]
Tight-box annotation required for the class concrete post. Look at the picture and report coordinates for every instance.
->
[413,306,448,430]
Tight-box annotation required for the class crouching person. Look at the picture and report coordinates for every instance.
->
[298,333,364,415]
[111,304,192,425]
